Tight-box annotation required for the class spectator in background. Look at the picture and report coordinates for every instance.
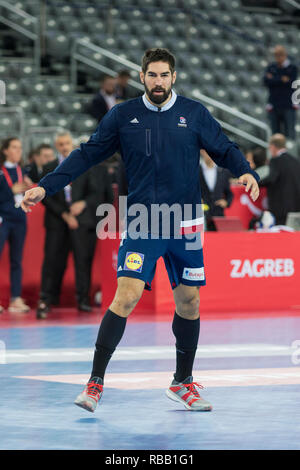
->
[263,45,298,139]
[87,75,117,122]
[115,70,131,101]
[246,146,269,180]
[37,131,114,319]
[260,133,300,225]
[24,144,55,183]
[199,149,233,231]
[0,137,32,313]
[26,148,38,164]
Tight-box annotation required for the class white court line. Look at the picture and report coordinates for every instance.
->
[1,343,296,364]
[15,367,300,389]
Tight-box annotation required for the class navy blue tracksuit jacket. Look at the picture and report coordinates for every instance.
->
[39,92,259,234]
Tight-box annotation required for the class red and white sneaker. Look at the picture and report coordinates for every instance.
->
[74,376,103,412]
[166,375,212,411]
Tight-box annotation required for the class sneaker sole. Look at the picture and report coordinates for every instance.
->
[8,308,30,313]
[166,389,212,411]
[74,399,96,413]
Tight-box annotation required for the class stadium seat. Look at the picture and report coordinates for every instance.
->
[26,113,44,128]
[7,95,33,112]
[0,116,17,134]
[46,32,70,59]
[20,79,48,97]
[6,80,21,95]
[70,114,97,133]
[47,81,72,97]
[30,97,60,114]
[42,113,73,129]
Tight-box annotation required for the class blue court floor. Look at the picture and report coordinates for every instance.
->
[1,313,300,450]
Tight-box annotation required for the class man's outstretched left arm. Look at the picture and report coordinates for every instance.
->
[197,107,260,201]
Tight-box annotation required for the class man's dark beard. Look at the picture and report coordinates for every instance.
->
[144,83,172,105]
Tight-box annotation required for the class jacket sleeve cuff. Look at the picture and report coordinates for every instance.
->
[38,182,50,197]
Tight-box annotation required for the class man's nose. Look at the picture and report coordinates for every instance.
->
[154,77,163,86]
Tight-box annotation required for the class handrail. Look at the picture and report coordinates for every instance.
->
[0,79,5,104]
[217,119,268,148]
[192,89,271,144]
[281,0,300,10]
[0,0,40,74]
[70,38,144,91]
[0,0,37,19]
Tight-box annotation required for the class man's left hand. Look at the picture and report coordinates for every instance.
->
[215,199,228,209]
[238,173,260,202]
[70,200,87,216]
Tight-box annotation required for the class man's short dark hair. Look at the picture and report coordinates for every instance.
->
[142,48,176,74]
[252,146,267,169]
[36,143,53,154]
[100,74,114,83]
[118,69,131,78]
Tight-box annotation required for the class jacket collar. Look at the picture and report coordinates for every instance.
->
[3,161,17,168]
[142,90,177,112]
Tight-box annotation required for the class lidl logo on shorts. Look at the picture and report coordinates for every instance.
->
[124,252,144,273]
[182,267,205,281]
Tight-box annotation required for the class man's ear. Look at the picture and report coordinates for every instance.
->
[172,71,177,85]
[140,71,145,84]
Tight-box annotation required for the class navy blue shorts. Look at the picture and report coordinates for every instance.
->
[117,234,206,291]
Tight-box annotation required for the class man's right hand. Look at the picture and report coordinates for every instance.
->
[62,212,79,230]
[12,182,31,194]
[21,187,46,212]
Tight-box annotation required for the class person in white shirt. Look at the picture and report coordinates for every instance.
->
[199,149,233,231]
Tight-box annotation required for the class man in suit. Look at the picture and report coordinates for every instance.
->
[199,149,233,231]
[87,75,117,123]
[24,144,55,183]
[37,131,114,318]
[260,133,300,225]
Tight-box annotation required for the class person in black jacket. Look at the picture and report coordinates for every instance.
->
[24,144,55,183]
[263,45,298,139]
[199,149,233,231]
[37,132,114,319]
[260,133,300,225]
[115,70,131,101]
[87,75,117,123]
[0,137,32,313]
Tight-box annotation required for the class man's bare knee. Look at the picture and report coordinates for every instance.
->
[174,285,200,319]
[176,296,200,319]
[110,277,145,317]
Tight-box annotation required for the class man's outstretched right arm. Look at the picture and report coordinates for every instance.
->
[21,107,119,213]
